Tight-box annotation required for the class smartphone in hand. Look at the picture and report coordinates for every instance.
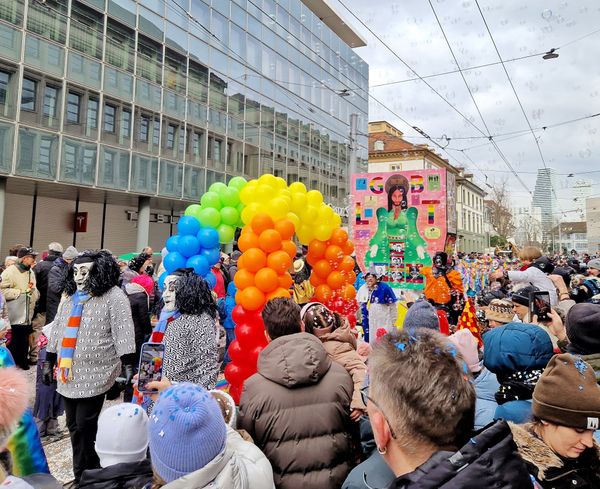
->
[137,342,165,393]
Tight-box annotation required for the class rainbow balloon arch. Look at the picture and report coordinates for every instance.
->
[160,174,358,403]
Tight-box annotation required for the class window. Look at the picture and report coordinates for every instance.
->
[0,71,9,105]
[43,85,58,118]
[21,78,36,111]
[103,150,114,183]
[166,124,176,149]
[192,130,203,155]
[139,115,150,142]
[87,97,98,129]
[38,137,52,174]
[121,109,131,138]
[66,92,80,123]
[214,139,222,161]
[207,136,213,158]
[104,104,116,133]
[152,120,160,146]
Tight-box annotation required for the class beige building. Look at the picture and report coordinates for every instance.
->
[586,197,600,254]
[456,172,487,253]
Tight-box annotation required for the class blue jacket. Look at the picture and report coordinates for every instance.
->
[223,282,237,330]
[473,366,500,430]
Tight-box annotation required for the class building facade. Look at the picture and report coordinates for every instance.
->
[0,0,368,255]
[551,221,587,254]
[456,172,486,253]
[512,205,542,248]
[587,197,600,255]
[532,168,558,248]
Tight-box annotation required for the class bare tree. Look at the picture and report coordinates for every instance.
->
[485,178,515,239]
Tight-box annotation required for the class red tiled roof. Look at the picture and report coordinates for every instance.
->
[369,131,417,153]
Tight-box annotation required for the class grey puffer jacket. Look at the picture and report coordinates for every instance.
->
[238,333,354,489]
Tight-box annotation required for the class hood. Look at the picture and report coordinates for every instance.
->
[509,422,600,481]
[79,460,152,488]
[392,420,532,488]
[258,332,331,388]
[125,282,148,296]
[226,281,237,297]
[483,322,554,376]
[316,322,357,349]
[162,447,233,489]
[473,367,500,402]
[44,254,60,262]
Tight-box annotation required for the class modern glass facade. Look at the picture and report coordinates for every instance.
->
[0,0,369,207]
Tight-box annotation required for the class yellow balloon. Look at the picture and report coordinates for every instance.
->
[331,213,342,228]
[296,224,314,245]
[241,202,261,224]
[314,224,332,241]
[291,193,308,213]
[286,212,301,230]
[256,184,275,204]
[258,174,277,188]
[289,182,307,194]
[306,189,324,206]
[318,204,334,221]
[278,188,292,200]
[274,176,288,190]
[239,185,255,205]
[270,198,290,219]
[300,205,318,223]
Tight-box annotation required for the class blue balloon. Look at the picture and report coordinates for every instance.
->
[186,255,210,276]
[197,227,220,249]
[178,216,201,236]
[163,251,186,274]
[158,271,168,291]
[178,235,201,258]
[204,271,217,289]
[200,247,221,266]
[166,235,180,253]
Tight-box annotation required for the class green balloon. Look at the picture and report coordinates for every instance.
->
[236,202,245,216]
[220,206,239,226]
[220,187,240,207]
[218,224,236,244]
[198,207,221,228]
[201,191,222,210]
[228,176,247,191]
[184,204,202,217]
[209,182,228,195]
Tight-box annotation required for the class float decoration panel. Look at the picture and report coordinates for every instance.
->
[352,170,448,290]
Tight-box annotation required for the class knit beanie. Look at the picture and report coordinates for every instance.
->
[95,403,149,468]
[486,299,514,324]
[565,303,600,355]
[148,383,227,483]
[402,300,439,332]
[533,353,600,430]
[131,274,154,296]
[588,258,600,271]
[510,285,539,307]
[449,329,481,373]
[62,246,79,261]
[531,256,554,275]
[0,368,29,450]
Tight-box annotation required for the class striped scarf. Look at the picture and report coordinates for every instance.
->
[57,291,90,383]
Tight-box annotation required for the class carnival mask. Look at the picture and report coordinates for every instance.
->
[162,275,179,311]
[74,262,93,291]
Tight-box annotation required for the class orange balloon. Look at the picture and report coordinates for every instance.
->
[240,286,265,311]
[314,284,333,303]
[308,239,327,259]
[238,231,260,252]
[240,225,253,235]
[266,287,291,301]
[342,240,355,256]
[267,250,292,275]
[278,272,293,289]
[325,245,344,264]
[310,273,326,287]
[281,240,297,259]
[259,229,283,253]
[313,259,332,279]
[235,290,243,304]
[341,284,357,300]
[255,267,279,293]
[330,228,348,246]
[243,248,267,273]
[327,271,345,290]
[339,255,355,272]
[343,270,357,285]
[274,219,295,241]
[252,213,275,235]
[237,254,246,270]
[233,268,255,290]
[305,251,320,267]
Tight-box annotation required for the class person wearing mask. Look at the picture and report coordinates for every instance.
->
[364,329,532,488]
[46,246,79,325]
[356,273,398,344]
[510,353,600,488]
[238,298,354,489]
[421,252,464,325]
[1,247,40,370]
[121,253,153,288]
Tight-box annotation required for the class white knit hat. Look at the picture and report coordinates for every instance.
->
[95,403,149,468]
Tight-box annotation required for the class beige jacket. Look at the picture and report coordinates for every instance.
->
[0,264,39,323]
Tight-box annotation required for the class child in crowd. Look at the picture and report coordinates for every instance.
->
[219,282,237,367]
[301,302,367,421]
[79,404,152,489]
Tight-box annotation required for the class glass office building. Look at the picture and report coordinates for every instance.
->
[0,0,368,252]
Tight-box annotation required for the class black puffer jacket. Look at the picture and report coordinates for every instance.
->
[388,421,533,488]
[79,460,153,489]
[33,254,60,314]
[124,283,152,356]
[45,258,69,324]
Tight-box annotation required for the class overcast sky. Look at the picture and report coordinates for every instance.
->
[332,0,600,216]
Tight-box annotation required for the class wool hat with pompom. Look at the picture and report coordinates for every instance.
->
[449,329,482,373]
[0,368,30,449]
[148,383,226,483]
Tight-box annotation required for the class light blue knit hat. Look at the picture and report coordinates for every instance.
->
[148,383,227,483]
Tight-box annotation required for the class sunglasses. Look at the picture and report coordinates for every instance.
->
[360,386,397,439]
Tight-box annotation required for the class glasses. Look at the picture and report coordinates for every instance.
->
[360,386,397,439]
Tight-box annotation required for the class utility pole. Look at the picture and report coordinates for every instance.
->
[347,113,358,238]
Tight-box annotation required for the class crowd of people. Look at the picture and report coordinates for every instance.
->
[0,240,600,489]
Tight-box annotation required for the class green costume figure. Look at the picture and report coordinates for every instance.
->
[365,208,390,267]
[404,207,432,266]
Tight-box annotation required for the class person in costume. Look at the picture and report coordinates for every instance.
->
[357,273,397,344]
[43,250,136,485]
[422,251,465,325]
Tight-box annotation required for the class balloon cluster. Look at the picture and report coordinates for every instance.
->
[225,214,296,402]
[184,177,248,244]
[159,215,221,289]
[306,229,359,325]
[239,174,341,244]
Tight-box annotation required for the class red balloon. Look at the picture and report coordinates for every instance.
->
[325,245,344,264]
[235,323,265,345]
[228,383,242,404]
[227,339,244,363]
[224,362,247,387]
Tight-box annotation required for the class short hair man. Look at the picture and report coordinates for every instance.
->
[239,298,354,489]
[367,329,532,488]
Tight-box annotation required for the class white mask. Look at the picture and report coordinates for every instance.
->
[162,275,179,311]
[74,262,93,292]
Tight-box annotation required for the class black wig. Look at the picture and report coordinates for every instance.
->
[172,269,218,318]
[62,250,121,297]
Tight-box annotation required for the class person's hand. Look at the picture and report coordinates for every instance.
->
[350,408,365,422]
[533,309,567,341]
[144,377,172,402]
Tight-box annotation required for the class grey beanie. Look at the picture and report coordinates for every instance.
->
[63,246,79,260]
[403,300,439,332]
[589,258,600,271]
